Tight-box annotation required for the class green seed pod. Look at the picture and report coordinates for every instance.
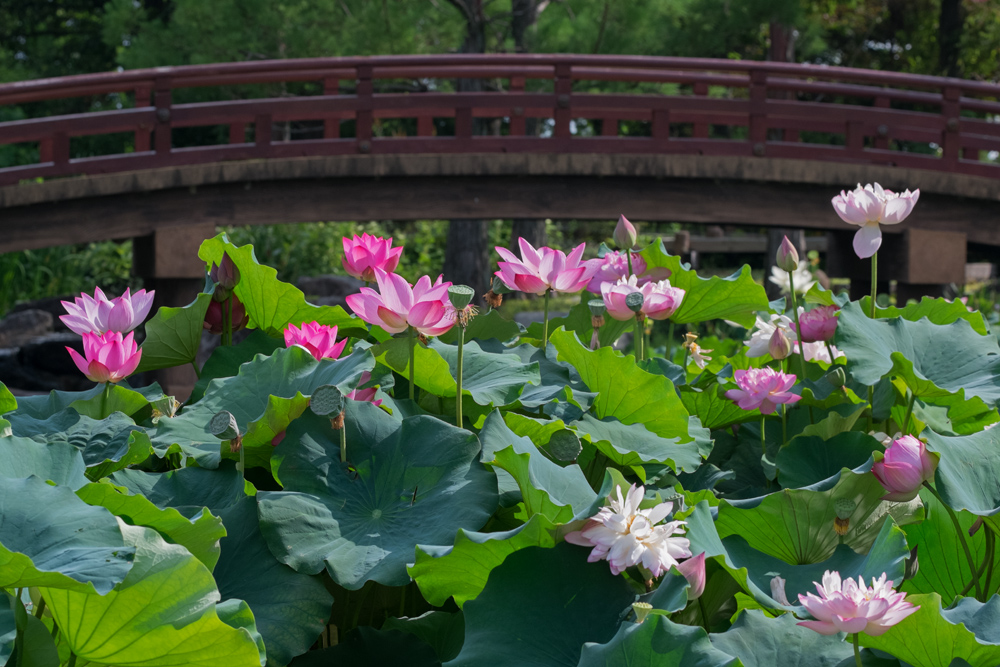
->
[625,291,644,313]
[208,411,240,440]
[448,285,475,309]
[588,299,607,317]
[548,430,583,462]
[311,384,345,417]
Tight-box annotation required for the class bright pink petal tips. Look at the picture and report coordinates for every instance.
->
[342,234,404,282]
[284,322,346,360]
[66,331,142,384]
[60,287,155,335]
[872,435,937,501]
[493,238,597,295]
[347,271,454,337]
[725,367,800,413]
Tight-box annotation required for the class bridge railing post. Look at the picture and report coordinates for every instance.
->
[355,65,373,151]
[692,82,709,139]
[874,95,890,150]
[942,85,961,166]
[748,69,768,154]
[153,79,172,158]
[135,86,152,152]
[509,76,526,137]
[38,132,69,169]
[323,76,340,139]
[553,63,572,139]
[255,113,272,155]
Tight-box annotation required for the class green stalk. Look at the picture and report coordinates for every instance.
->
[456,325,465,428]
[626,249,633,277]
[760,415,767,456]
[870,250,878,319]
[853,633,862,667]
[666,321,675,362]
[901,390,917,435]
[33,597,45,619]
[101,381,112,419]
[787,269,808,382]
[68,652,78,667]
[925,482,983,599]
[697,595,710,633]
[408,326,416,402]
[985,526,996,596]
[634,314,644,362]
[339,423,347,463]
[542,290,551,348]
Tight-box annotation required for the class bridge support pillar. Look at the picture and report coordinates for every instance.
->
[133,223,216,402]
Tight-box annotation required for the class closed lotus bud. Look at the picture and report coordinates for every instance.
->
[614,214,639,250]
[768,327,793,360]
[204,295,249,335]
[625,291,644,313]
[776,235,799,272]
[826,367,846,388]
[676,552,706,600]
[210,251,241,290]
[871,435,938,502]
[770,575,791,606]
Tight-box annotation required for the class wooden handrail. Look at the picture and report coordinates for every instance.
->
[1,54,997,187]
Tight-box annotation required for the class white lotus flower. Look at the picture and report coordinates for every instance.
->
[768,264,815,296]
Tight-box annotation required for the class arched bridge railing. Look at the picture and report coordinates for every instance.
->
[1,54,998,187]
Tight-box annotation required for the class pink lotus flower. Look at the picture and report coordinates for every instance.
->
[872,435,938,502]
[798,571,919,636]
[60,287,155,335]
[725,367,801,415]
[614,214,638,250]
[347,370,383,407]
[66,331,142,383]
[284,322,347,361]
[342,233,404,283]
[798,306,840,343]
[565,484,691,578]
[585,251,672,294]
[601,276,685,322]
[495,238,599,295]
[832,183,920,259]
[346,269,454,336]
[771,576,791,606]
[676,552,706,600]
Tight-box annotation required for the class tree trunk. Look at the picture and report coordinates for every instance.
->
[938,0,963,78]
[443,219,491,300]
[509,219,546,250]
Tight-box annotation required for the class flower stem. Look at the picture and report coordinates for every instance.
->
[101,381,112,417]
[787,270,808,382]
[408,326,416,402]
[626,249,633,277]
[666,321,675,362]
[925,481,983,599]
[340,422,347,463]
[697,595,710,633]
[901,390,917,435]
[853,633,862,667]
[456,325,465,428]
[634,314,644,362]
[985,526,996,596]
[542,289,551,348]
[825,341,837,366]
[870,250,879,319]
[760,415,767,456]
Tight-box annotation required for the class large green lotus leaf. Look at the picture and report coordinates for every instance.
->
[708,610,852,667]
[0,596,13,666]
[137,292,213,372]
[76,481,225,571]
[290,626,441,667]
[860,295,990,336]
[446,543,635,667]
[7,382,164,422]
[152,345,373,469]
[836,302,1000,405]
[577,615,738,667]
[382,612,465,663]
[7,409,151,481]
[68,385,153,422]
[524,300,634,349]
[214,497,334,667]
[574,412,703,473]
[639,240,770,328]
[42,523,262,667]
[199,234,363,338]
[480,411,596,522]
[0,383,14,414]
[409,513,562,608]
[190,329,282,404]
[910,390,999,437]
[684,502,910,611]
[716,466,922,564]
[902,488,1000,600]
[923,428,1000,519]
[112,461,247,514]
[8,596,59,667]
[258,403,497,589]
[777,432,882,489]
[550,329,691,441]
[0,436,87,489]
[486,341,598,411]
[680,384,759,430]
[438,309,522,344]
[860,594,1000,667]
[0,476,133,594]
[217,598,267,667]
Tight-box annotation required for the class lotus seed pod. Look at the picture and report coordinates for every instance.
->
[448,285,475,310]
[834,498,856,520]
[491,275,512,295]
[625,291,644,313]
[208,411,240,440]
[548,430,583,462]
[632,602,653,624]
[776,235,799,272]
[311,384,345,417]
[588,299,607,317]
[614,214,639,250]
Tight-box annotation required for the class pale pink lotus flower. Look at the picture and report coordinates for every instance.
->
[66,331,142,383]
[565,484,692,578]
[614,214,638,250]
[725,367,801,415]
[745,314,797,358]
[688,341,713,370]
[342,233,404,282]
[676,552,706,599]
[872,435,938,502]
[585,251,672,294]
[60,287,155,335]
[283,322,348,361]
[601,276,685,322]
[798,571,919,636]
[346,269,454,336]
[347,370,383,407]
[495,238,600,295]
[798,305,840,343]
[799,341,845,364]
[770,575,791,606]
[832,183,920,259]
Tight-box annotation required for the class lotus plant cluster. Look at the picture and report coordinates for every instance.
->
[7,181,996,667]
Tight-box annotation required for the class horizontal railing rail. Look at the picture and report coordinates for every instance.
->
[1,54,998,187]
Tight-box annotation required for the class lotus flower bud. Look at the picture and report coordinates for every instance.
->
[676,553,706,600]
[776,236,799,272]
[614,214,638,250]
[203,295,249,335]
[210,251,241,290]
[625,291,644,313]
[768,327,793,360]
[826,367,846,388]
[770,575,791,606]
[871,435,938,502]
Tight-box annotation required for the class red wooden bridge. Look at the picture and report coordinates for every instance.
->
[1,54,998,288]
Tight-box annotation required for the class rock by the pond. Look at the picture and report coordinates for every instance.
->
[8,296,74,331]
[0,309,54,348]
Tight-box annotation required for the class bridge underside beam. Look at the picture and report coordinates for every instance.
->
[2,173,999,253]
